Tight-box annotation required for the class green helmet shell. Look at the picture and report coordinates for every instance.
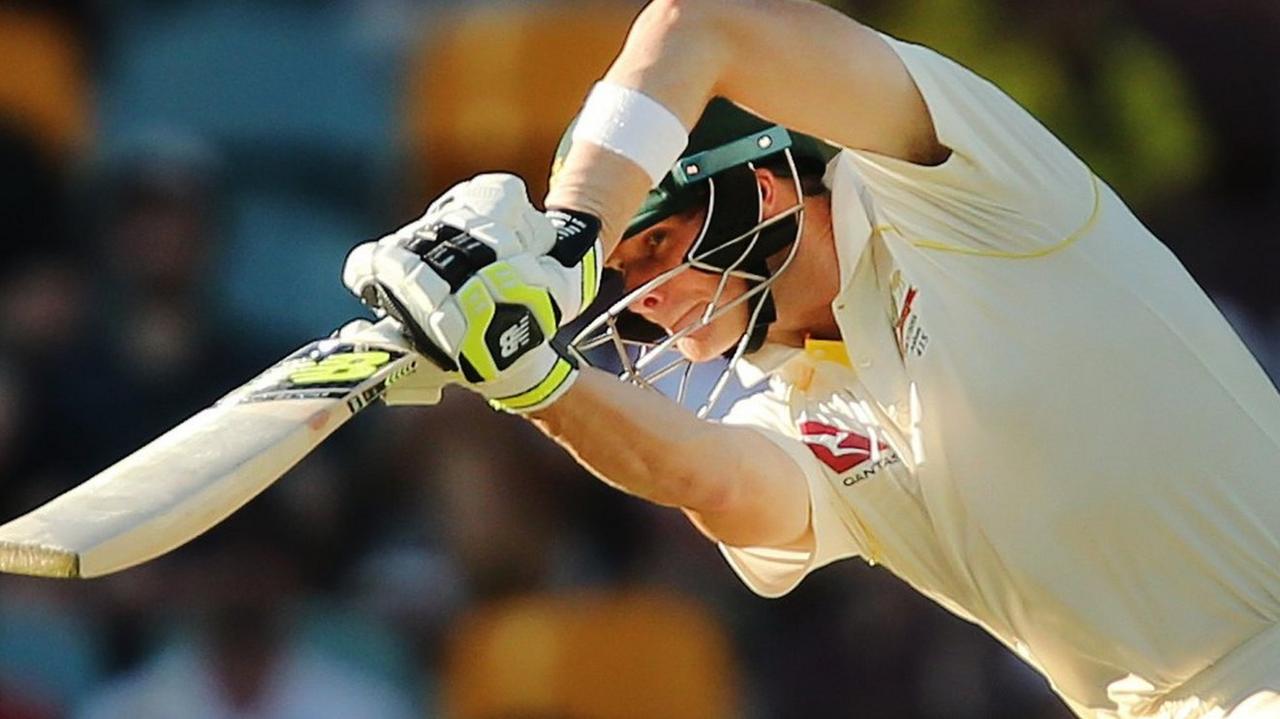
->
[564,98,836,410]
[551,97,837,238]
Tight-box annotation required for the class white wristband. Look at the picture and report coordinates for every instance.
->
[571,82,688,186]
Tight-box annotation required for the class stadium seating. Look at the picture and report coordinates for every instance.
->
[402,3,637,202]
[0,6,90,157]
[444,589,739,719]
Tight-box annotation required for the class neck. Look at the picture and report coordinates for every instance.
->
[764,193,842,348]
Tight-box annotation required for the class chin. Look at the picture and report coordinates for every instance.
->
[676,333,737,363]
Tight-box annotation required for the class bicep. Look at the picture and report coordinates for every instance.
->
[608,0,943,164]
[715,0,943,163]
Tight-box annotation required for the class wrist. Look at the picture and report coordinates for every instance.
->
[479,344,580,414]
[545,141,652,255]
[545,208,604,316]
[571,82,688,186]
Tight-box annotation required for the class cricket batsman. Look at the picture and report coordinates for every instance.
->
[341,1,1280,716]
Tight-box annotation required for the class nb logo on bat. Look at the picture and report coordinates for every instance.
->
[288,351,392,386]
[498,316,532,359]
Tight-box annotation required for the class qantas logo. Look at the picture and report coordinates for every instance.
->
[799,420,891,475]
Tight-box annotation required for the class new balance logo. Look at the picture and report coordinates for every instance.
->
[546,209,600,266]
[547,210,587,240]
[498,316,532,359]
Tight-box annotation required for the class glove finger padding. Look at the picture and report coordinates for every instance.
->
[358,243,460,371]
[342,241,381,308]
[422,174,556,259]
[370,245,452,320]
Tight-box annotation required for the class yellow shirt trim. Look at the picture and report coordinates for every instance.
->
[879,174,1103,259]
[803,338,852,367]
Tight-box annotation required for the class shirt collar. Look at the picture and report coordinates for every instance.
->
[734,343,802,387]
[734,338,852,387]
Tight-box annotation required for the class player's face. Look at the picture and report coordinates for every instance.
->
[608,208,751,362]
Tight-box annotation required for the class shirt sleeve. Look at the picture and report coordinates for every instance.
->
[716,394,865,598]
[845,33,1097,254]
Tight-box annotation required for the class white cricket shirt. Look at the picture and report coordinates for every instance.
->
[717,34,1280,717]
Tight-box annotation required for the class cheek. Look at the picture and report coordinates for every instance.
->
[678,276,754,359]
[688,270,743,300]
[660,270,720,304]
[705,274,752,308]
[694,274,752,327]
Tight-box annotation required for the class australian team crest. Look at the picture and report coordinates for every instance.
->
[889,269,929,361]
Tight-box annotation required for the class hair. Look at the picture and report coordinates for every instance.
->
[757,150,829,197]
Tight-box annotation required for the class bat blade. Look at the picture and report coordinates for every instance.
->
[0,322,419,578]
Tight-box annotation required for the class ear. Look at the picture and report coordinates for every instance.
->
[754,167,780,214]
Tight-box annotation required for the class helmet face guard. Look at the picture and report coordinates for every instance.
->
[569,127,808,418]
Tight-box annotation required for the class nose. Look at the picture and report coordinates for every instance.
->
[627,283,664,320]
[607,259,662,318]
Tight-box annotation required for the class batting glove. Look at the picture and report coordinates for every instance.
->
[343,174,597,412]
[343,173,602,338]
[350,254,579,412]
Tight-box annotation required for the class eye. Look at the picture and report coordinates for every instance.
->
[646,230,667,249]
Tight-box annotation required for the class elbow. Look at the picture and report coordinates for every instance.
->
[672,465,740,517]
[645,457,733,513]
[641,0,720,25]
[633,0,734,64]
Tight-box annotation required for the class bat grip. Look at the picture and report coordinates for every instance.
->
[370,283,459,373]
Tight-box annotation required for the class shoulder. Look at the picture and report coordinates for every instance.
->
[833,35,1097,250]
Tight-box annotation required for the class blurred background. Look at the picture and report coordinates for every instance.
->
[0,0,1276,717]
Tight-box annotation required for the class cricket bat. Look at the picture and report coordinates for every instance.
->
[0,318,436,579]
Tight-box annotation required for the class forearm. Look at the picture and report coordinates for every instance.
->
[544,0,728,254]
[530,367,723,507]
[545,144,652,256]
[545,0,732,254]
[528,367,810,547]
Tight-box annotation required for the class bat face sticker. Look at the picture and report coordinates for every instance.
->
[0,320,422,578]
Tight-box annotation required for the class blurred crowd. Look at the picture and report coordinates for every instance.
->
[0,1,1276,718]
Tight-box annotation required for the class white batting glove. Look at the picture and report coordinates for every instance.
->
[342,256,579,412]
[401,252,580,412]
[342,174,596,413]
[332,319,455,406]
[470,342,579,414]
[342,173,602,338]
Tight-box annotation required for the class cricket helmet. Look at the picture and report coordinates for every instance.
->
[554,98,836,416]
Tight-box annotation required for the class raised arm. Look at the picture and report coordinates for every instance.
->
[532,368,812,549]
[545,0,945,251]
[345,0,916,551]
